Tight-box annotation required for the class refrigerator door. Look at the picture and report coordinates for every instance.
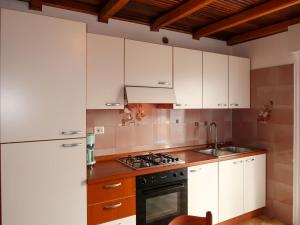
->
[1,139,87,225]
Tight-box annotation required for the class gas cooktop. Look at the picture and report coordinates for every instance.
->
[118,153,185,170]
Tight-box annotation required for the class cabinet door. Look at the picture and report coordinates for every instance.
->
[100,216,136,225]
[173,47,202,109]
[188,163,218,224]
[219,159,244,222]
[229,56,250,108]
[87,34,124,109]
[125,39,172,88]
[244,154,266,212]
[1,139,87,225]
[0,9,86,143]
[203,52,229,108]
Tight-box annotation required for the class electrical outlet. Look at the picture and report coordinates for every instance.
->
[94,126,105,135]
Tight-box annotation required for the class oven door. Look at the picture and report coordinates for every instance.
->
[136,181,187,225]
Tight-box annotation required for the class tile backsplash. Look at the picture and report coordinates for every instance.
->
[232,64,294,225]
[87,106,232,156]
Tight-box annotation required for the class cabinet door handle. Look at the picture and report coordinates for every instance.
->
[62,143,82,147]
[104,182,122,189]
[175,104,182,107]
[158,81,170,85]
[217,103,222,107]
[230,103,239,107]
[105,103,121,107]
[223,103,227,106]
[61,130,82,135]
[189,168,201,173]
[104,203,122,209]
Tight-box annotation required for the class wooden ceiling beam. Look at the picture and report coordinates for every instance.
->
[193,0,300,39]
[151,0,216,31]
[29,0,42,11]
[98,0,129,23]
[228,17,300,45]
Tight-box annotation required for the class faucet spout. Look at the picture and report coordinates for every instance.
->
[209,122,218,150]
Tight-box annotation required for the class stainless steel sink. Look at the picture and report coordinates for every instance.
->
[194,146,254,158]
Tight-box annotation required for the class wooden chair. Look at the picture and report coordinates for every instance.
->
[168,212,213,225]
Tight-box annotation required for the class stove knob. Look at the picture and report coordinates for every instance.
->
[175,158,179,161]
[180,171,185,176]
[173,172,178,177]
[162,160,166,163]
[142,178,147,184]
[167,159,171,163]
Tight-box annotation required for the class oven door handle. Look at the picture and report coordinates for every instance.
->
[142,183,185,195]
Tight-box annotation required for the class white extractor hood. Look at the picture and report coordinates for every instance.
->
[125,86,177,104]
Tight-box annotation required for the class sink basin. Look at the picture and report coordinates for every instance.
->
[194,146,253,158]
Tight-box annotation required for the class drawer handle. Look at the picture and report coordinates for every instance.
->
[105,103,121,107]
[230,103,239,106]
[223,103,227,106]
[217,103,222,106]
[158,81,170,85]
[61,130,82,135]
[104,203,122,209]
[62,143,82,147]
[104,182,122,189]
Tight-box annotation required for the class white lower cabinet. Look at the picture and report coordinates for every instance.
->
[219,158,244,222]
[188,163,219,224]
[244,154,266,213]
[100,216,136,225]
[1,139,87,225]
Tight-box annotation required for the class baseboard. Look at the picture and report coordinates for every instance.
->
[217,208,265,225]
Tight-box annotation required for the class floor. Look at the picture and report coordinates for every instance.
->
[238,216,286,225]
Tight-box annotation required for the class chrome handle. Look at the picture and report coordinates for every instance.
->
[104,182,122,189]
[189,168,201,173]
[62,143,82,147]
[158,81,170,85]
[230,103,239,106]
[105,103,121,107]
[61,130,82,135]
[233,160,243,164]
[104,203,122,209]
[175,104,182,107]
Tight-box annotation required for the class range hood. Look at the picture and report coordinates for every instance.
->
[125,86,176,104]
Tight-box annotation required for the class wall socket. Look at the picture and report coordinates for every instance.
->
[94,126,105,135]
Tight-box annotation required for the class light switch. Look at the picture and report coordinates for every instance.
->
[94,126,105,135]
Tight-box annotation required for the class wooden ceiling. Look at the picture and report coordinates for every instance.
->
[22,0,300,45]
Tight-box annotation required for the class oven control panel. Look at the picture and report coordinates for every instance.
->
[136,168,187,188]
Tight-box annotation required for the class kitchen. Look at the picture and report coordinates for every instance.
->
[0,1,297,225]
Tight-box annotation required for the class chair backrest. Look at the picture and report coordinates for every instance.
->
[168,211,212,225]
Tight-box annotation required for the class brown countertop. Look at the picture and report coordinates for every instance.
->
[87,148,267,184]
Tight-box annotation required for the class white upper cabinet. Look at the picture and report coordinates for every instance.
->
[173,47,202,109]
[229,56,250,108]
[188,163,219,224]
[87,34,124,109]
[125,39,173,88]
[203,52,229,108]
[0,9,86,143]
[244,154,266,213]
[219,158,244,222]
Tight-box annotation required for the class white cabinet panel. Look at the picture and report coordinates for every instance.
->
[173,47,202,109]
[203,52,228,108]
[219,159,244,222]
[188,163,218,224]
[125,39,172,88]
[244,154,266,212]
[87,33,124,109]
[1,139,87,225]
[0,9,86,143]
[100,215,136,225]
[229,56,250,108]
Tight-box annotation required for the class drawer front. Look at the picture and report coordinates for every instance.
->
[99,215,136,225]
[88,196,136,225]
[88,177,135,204]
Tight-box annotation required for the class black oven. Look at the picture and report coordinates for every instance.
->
[136,168,187,225]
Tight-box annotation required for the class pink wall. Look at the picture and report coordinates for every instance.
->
[233,64,294,224]
[87,107,232,156]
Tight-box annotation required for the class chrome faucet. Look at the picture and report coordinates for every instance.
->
[209,122,218,150]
